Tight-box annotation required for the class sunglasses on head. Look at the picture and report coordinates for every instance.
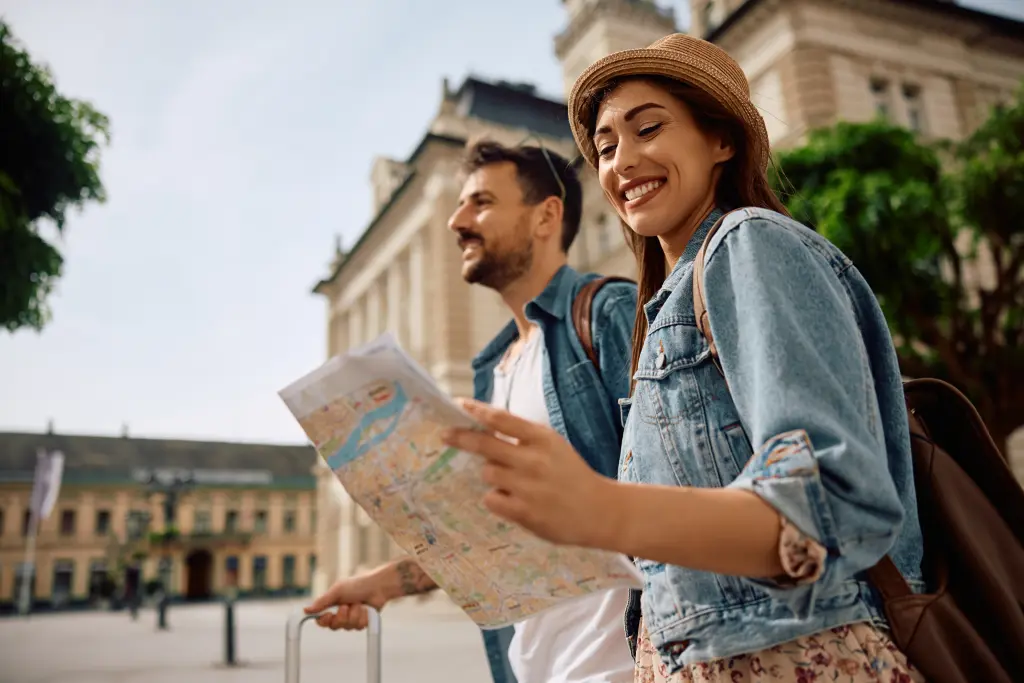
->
[517,133,567,203]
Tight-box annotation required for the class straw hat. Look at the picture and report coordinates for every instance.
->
[567,33,770,172]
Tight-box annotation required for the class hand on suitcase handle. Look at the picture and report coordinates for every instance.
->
[312,603,377,631]
[304,572,391,631]
[303,558,437,632]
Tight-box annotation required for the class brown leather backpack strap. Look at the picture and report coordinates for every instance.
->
[866,555,914,602]
[693,213,732,369]
[572,276,635,372]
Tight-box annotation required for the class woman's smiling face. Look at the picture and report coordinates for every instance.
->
[592,79,734,243]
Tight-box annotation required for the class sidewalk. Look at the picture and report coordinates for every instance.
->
[0,597,491,683]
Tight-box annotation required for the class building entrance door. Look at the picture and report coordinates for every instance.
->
[185,549,213,600]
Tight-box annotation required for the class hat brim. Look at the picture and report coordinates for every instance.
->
[568,47,770,171]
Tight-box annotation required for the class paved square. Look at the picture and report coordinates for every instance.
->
[0,598,492,683]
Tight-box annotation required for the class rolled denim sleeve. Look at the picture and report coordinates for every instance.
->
[592,281,638,414]
[702,214,904,617]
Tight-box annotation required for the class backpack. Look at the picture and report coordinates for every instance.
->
[573,218,1024,681]
[691,216,1024,683]
[572,275,635,376]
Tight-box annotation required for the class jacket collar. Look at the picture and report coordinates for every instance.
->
[642,208,723,323]
[660,208,725,295]
[472,265,580,370]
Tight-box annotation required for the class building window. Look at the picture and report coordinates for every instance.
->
[193,510,212,534]
[95,510,111,536]
[310,510,317,533]
[224,510,239,534]
[0,508,4,536]
[308,554,317,583]
[253,510,267,534]
[22,510,32,536]
[283,510,296,534]
[252,556,268,592]
[902,83,926,133]
[870,78,892,121]
[52,559,75,607]
[60,509,76,536]
[88,560,107,602]
[282,555,296,588]
[126,509,150,541]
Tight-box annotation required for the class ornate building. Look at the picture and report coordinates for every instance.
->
[0,429,317,611]
[311,0,1024,596]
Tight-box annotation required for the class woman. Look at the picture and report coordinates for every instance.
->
[442,34,925,682]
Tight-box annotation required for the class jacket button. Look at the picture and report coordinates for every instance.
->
[656,352,667,369]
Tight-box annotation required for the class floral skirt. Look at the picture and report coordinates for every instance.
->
[634,620,925,682]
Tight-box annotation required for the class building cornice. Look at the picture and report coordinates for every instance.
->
[706,0,1024,44]
[312,133,466,295]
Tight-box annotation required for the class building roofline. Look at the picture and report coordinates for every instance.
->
[705,0,1024,42]
[0,430,318,487]
[312,132,466,294]
[0,430,311,450]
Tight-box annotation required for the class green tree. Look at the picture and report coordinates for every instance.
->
[773,89,1024,456]
[0,20,110,332]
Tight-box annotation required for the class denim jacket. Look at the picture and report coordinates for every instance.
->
[619,208,925,672]
[473,265,637,683]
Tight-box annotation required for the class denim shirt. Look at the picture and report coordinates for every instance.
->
[473,265,637,683]
[619,208,925,672]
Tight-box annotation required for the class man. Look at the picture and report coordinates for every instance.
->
[304,140,638,683]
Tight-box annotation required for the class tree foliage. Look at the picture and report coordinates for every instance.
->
[0,20,110,332]
[773,87,1024,455]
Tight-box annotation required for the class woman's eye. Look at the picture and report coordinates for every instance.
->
[597,144,616,158]
[638,123,662,136]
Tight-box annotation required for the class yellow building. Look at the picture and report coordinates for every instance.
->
[0,429,318,612]
[310,0,1024,594]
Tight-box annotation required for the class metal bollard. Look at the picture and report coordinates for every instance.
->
[224,597,237,665]
[285,607,381,683]
[156,593,169,630]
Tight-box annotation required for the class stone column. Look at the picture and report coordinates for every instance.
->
[329,308,350,357]
[386,261,404,346]
[366,283,383,341]
[348,300,364,348]
[313,462,339,594]
[408,232,426,361]
[343,501,364,575]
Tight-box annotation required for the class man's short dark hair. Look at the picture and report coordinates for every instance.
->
[462,139,583,252]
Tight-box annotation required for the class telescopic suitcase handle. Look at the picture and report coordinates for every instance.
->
[285,607,381,683]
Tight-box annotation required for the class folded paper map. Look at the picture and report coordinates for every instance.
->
[278,333,642,628]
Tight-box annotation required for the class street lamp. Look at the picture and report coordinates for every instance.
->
[137,469,195,631]
[125,510,151,620]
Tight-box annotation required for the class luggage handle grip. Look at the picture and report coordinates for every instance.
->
[285,607,381,683]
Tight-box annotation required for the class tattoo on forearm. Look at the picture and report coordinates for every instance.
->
[396,559,438,595]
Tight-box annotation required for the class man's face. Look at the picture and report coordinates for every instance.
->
[447,162,535,291]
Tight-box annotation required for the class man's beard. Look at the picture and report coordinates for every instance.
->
[463,239,534,291]
[459,212,534,291]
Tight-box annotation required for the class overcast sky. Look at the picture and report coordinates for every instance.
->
[2,0,1022,446]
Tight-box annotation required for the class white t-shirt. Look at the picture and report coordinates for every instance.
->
[491,329,634,683]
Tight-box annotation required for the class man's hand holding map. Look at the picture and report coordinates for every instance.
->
[279,334,641,629]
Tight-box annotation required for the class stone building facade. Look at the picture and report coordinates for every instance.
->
[311,0,1024,596]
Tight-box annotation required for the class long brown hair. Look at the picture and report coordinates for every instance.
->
[577,75,791,389]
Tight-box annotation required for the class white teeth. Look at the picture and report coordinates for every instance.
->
[624,180,663,202]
